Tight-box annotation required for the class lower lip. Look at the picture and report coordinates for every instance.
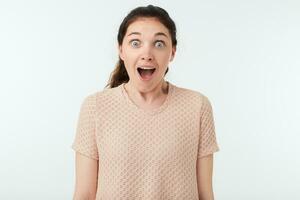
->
[137,69,157,81]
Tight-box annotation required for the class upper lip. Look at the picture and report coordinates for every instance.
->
[137,65,156,69]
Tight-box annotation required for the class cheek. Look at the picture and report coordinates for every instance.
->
[123,49,136,61]
[123,53,137,72]
[157,53,171,66]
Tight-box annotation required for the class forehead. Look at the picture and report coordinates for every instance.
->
[126,17,170,37]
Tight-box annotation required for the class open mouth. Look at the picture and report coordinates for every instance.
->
[137,67,156,81]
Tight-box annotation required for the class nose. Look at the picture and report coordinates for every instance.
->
[141,45,153,61]
[141,55,153,61]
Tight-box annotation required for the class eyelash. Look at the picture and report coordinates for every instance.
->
[129,39,166,48]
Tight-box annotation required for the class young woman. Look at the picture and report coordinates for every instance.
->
[72,5,219,200]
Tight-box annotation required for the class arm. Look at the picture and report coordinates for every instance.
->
[72,94,99,199]
[196,154,215,200]
[197,95,219,199]
[73,152,98,200]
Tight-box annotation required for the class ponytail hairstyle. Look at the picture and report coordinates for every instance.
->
[105,5,177,88]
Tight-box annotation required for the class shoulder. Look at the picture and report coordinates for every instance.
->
[80,85,121,108]
[174,84,211,108]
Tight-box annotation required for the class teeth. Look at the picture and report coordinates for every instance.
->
[139,66,155,70]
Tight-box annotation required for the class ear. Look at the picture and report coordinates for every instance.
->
[169,46,176,62]
[118,45,124,60]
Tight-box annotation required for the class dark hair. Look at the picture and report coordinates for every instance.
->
[104,5,177,88]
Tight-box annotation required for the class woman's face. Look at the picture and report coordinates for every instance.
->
[118,17,176,91]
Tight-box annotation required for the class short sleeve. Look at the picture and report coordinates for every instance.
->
[71,94,99,160]
[197,95,220,158]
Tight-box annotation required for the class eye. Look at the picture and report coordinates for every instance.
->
[130,40,140,48]
[155,40,165,48]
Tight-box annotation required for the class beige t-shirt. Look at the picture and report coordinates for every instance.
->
[71,81,220,200]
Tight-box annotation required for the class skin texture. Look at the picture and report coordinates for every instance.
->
[73,153,98,200]
[118,17,176,108]
[197,154,215,200]
[73,17,215,199]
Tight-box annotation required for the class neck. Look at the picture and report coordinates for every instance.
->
[124,80,169,104]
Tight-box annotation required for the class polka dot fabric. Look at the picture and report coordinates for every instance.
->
[71,81,219,200]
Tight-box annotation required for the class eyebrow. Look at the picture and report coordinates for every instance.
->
[126,31,168,38]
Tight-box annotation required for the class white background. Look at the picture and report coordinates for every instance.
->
[0,0,299,199]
